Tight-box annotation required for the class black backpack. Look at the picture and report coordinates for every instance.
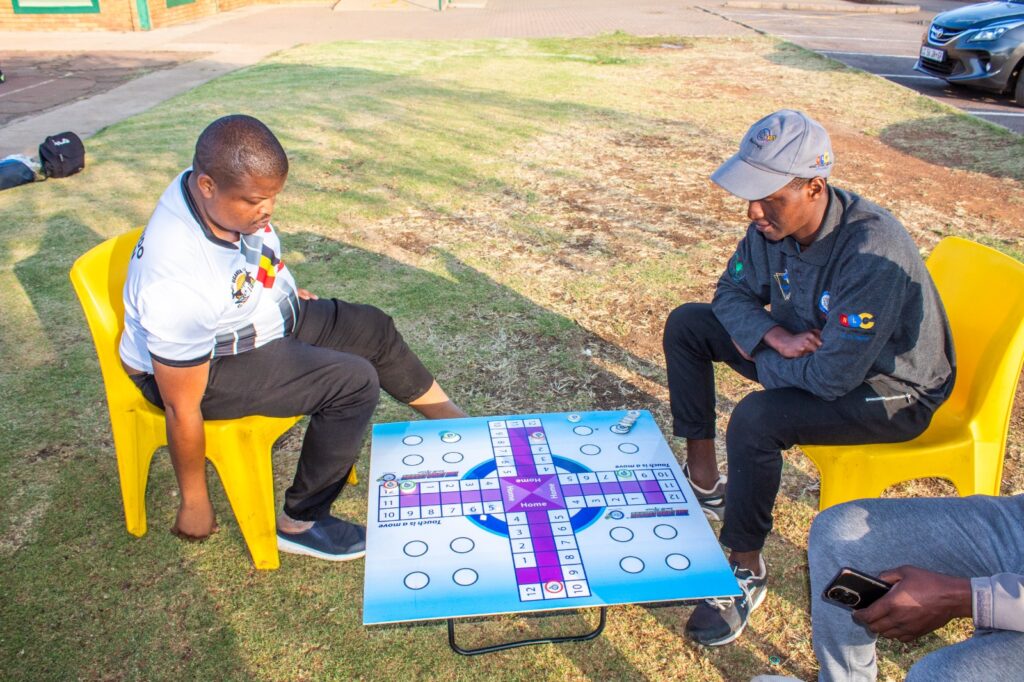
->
[39,132,85,179]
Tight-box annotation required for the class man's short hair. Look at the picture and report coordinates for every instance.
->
[193,115,288,187]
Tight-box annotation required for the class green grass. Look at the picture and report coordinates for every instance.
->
[2,34,1023,681]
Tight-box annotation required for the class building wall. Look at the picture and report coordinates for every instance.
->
[0,1,137,31]
[0,0,268,31]
[147,0,221,29]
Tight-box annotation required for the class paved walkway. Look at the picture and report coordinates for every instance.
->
[0,0,919,156]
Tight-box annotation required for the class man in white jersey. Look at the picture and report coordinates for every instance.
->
[121,115,466,561]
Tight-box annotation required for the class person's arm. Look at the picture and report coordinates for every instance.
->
[152,359,217,540]
[753,246,908,400]
[711,231,778,356]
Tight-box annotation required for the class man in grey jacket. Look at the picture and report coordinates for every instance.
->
[662,110,955,646]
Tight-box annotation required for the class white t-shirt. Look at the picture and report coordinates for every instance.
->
[119,169,300,373]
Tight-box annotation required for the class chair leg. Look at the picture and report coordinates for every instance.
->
[111,413,162,537]
[208,430,281,570]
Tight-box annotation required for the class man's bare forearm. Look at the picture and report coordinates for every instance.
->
[165,405,208,502]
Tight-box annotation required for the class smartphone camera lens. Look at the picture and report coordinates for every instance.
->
[827,586,860,607]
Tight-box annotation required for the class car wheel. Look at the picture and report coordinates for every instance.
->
[1015,66,1024,107]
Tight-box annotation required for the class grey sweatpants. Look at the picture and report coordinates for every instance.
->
[808,495,1024,681]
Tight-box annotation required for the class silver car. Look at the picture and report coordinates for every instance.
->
[915,1,1024,105]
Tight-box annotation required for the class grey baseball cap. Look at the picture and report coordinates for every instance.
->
[711,109,834,201]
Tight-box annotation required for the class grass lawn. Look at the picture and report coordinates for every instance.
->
[1,33,1022,681]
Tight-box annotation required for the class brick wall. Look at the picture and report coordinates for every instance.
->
[147,0,221,29]
[0,1,137,31]
[0,0,274,31]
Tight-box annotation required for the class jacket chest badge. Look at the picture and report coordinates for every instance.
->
[773,270,792,301]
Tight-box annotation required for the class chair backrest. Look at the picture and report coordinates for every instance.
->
[69,228,145,413]
[927,237,1024,441]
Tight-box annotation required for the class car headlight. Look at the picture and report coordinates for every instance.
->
[966,22,1023,43]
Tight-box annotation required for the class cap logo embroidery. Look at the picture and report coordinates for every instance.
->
[755,128,777,143]
[811,152,831,169]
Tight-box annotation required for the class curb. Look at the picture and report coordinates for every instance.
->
[723,1,920,13]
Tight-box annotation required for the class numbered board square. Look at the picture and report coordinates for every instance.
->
[363,410,740,624]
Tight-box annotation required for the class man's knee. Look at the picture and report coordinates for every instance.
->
[322,355,380,407]
[725,391,778,449]
[663,302,715,352]
[809,501,874,574]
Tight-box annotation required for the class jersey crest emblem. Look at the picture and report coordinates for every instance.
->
[231,268,256,307]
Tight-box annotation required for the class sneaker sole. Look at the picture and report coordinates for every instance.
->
[277,535,366,562]
[699,585,769,647]
[699,504,725,523]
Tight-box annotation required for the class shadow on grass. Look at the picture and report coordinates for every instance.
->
[878,113,1024,182]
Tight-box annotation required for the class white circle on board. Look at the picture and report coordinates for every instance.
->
[442,452,464,464]
[441,431,461,443]
[573,426,594,436]
[402,454,424,466]
[620,556,645,574]
[666,554,691,571]
[450,537,475,554]
[580,444,601,456]
[654,524,678,540]
[402,435,423,446]
[453,568,479,586]
[618,443,639,454]
[403,541,428,557]
[610,526,634,543]
[404,572,430,590]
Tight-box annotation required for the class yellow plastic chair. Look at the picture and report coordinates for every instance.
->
[802,237,1024,510]
[70,228,356,569]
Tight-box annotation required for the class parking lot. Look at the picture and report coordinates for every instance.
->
[713,0,1024,134]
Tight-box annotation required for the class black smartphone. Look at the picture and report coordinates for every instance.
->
[822,567,893,611]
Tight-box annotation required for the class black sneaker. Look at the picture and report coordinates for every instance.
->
[685,556,767,646]
[277,516,366,561]
[682,462,727,522]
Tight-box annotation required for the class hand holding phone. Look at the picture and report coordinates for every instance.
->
[822,567,892,611]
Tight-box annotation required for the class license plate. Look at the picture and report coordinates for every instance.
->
[920,46,944,62]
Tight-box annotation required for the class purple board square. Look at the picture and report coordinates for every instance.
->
[645,492,667,504]
[640,480,662,493]
[441,492,461,505]
[601,482,622,495]
[532,535,556,552]
[420,493,440,506]
[581,483,603,496]
[620,481,641,493]
[461,490,482,503]
[516,567,540,584]
[526,511,548,524]
[481,488,502,502]
[538,565,563,583]
[399,495,420,507]
[536,551,559,566]
[531,523,553,537]
[561,484,582,497]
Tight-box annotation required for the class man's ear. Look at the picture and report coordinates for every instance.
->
[195,172,217,199]
[807,177,827,200]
